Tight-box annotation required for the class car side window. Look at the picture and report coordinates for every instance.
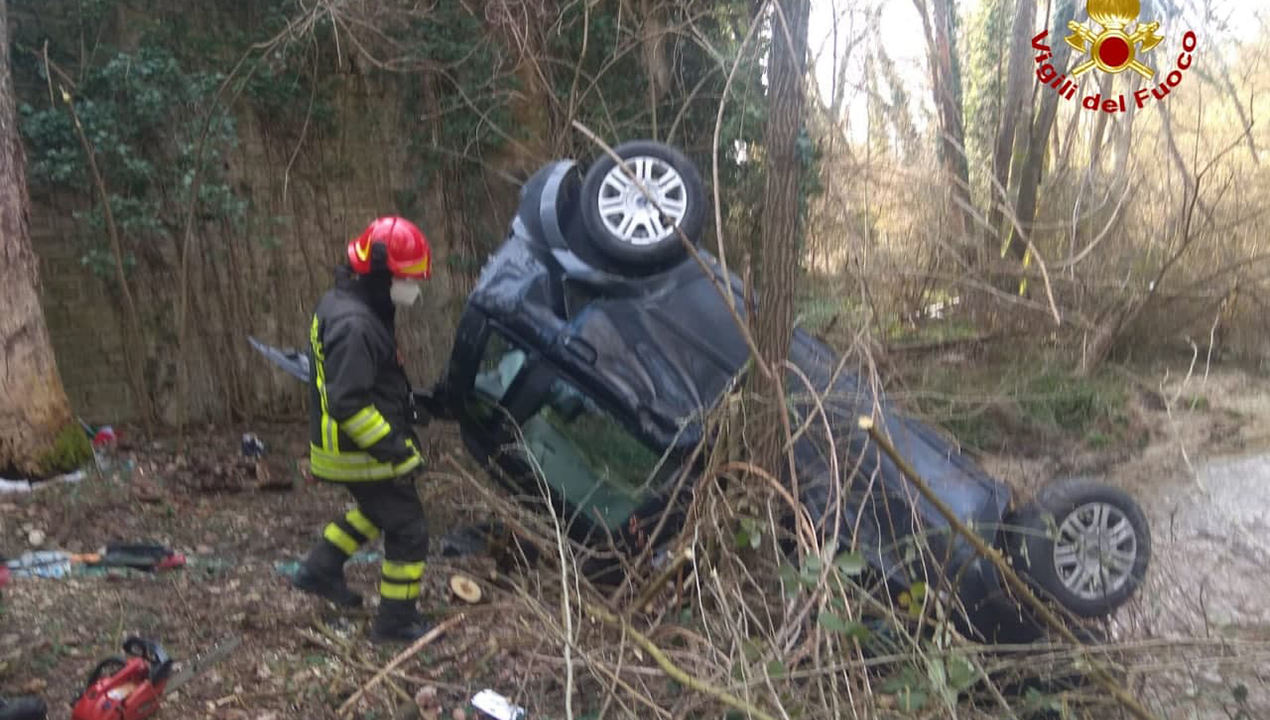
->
[474,331,525,401]
[520,376,663,531]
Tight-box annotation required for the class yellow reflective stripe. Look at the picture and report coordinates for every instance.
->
[309,445,421,482]
[323,523,359,555]
[343,406,379,434]
[342,407,392,448]
[312,446,383,466]
[399,256,429,275]
[346,509,380,541]
[394,452,422,475]
[382,560,425,582]
[312,315,338,453]
[380,580,420,600]
[312,460,396,482]
[359,420,392,447]
[322,416,338,453]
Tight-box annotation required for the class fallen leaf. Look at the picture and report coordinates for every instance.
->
[416,686,439,710]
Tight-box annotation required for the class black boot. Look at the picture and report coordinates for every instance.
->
[292,539,363,608]
[370,598,433,644]
[0,696,47,720]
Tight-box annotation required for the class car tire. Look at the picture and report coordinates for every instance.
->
[578,140,706,272]
[1006,477,1150,618]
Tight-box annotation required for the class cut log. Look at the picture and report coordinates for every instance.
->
[449,574,483,604]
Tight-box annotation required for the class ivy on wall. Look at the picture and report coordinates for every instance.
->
[13,0,246,281]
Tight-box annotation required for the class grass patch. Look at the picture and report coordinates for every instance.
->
[905,358,1133,455]
[36,423,93,477]
[1017,371,1129,438]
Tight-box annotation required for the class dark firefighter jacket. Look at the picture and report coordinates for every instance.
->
[308,267,422,482]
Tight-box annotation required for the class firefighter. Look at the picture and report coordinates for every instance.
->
[291,216,435,644]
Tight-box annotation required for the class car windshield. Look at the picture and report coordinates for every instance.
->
[472,330,664,531]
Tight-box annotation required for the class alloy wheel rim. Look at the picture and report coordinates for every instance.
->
[597,156,688,246]
[1053,501,1138,600]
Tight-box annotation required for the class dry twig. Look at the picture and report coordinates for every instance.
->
[337,614,466,717]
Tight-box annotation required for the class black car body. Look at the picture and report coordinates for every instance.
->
[253,141,1149,646]
[434,158,1048,643]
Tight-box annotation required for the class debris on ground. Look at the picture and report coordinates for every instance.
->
[449,574,482,604]
[4,544,184,580]
[471,689,526,720]
[0,470,87,495]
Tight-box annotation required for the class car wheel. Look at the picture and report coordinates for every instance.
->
[578,139,706,272]
[1007,477,1150,618]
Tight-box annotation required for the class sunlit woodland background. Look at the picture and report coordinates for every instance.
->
[3,0,1265,439]
[1,0,1268,717]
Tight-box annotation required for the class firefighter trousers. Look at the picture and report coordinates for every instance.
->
[319,474,429,602]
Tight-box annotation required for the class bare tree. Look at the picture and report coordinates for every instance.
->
[915,0,974,255]
[1005,0,1079,261]
[986,0,1037,249]
[754,0,811,471]
[0,0,85,476]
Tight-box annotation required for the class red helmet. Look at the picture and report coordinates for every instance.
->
[347,216,432,280]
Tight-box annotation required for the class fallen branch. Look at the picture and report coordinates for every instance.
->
[626,548,695,618]
[858,416,1160,720]
[584,602,778,720]
[337,613,466,717]
[301,629,461,688]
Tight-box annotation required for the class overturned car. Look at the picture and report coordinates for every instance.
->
[253,140,1150,645]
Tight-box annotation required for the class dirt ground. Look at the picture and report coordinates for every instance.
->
[0,423,546,720]
[3,362,1270,719]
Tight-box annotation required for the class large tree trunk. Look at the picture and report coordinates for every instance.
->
[916,0,974,257]
[754,0,811,472]
[986,0,1036,250]
[1004,0,1078,261]
[0,0,83,477]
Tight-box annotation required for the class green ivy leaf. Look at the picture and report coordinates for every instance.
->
[799,555,823,586]
[833,551,865,576]
[766,659,787,679]
[816,611,868,639]
[777,563,800,598]
[896,687,929,712]
[946,654,978,691]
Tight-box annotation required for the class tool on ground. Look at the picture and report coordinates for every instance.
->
[91,543,186,571]
[5,551,100,579]
[70,635,240,720]
[0,695,47,720]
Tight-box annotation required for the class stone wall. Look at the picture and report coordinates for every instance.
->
[25,66,519,426]
[33,211,134,423]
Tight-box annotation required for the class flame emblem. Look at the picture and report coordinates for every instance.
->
[1065,0,1164,78]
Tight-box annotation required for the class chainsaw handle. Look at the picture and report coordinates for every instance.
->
[84,655,127,690]
[122,636,175,684]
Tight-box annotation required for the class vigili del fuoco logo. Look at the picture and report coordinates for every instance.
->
[1031,0,1197,115]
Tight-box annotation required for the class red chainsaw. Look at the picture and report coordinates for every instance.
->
[71,635,240,720]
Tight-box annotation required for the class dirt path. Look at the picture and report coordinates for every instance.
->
[1098,368,1270,717]
[1102,368,1270,636]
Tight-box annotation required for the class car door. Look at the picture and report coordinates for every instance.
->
[454,318,679,548]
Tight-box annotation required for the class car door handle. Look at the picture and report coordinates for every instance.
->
[565,336,597,364]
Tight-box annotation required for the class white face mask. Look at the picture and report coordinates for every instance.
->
[390,279,422,307]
